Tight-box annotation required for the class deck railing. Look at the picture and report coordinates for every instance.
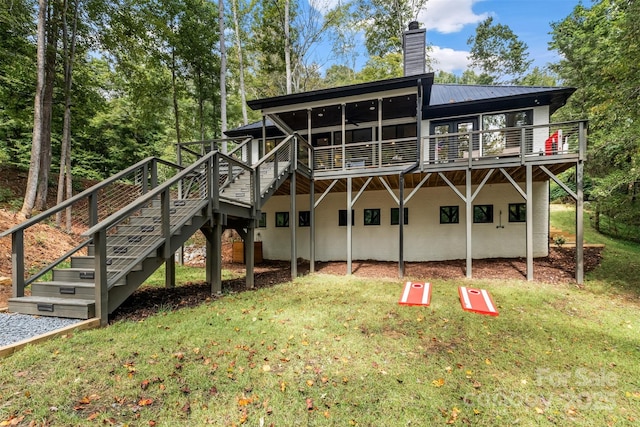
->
[0,157,184,297]
[422,121,587,166]
[313,137,417,172]
[309,120,586,174]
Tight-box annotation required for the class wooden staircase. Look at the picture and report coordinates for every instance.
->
[1,134,309,324]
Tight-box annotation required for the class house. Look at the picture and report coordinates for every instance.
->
[224,23,587,283]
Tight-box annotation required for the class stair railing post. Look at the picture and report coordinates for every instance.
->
[93,229,108,326]
[11,230,25,298]
[151,158,158,189]
[212,154,220,212]
[142,162,149,194]
[161,189,171,260]
[254,164,261,212]
[88,192,98,227]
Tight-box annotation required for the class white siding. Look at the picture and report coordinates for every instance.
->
[255,181,549,262]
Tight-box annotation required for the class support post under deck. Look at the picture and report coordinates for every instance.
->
[246,221,255,289]
[290,172,297,279]
[576,160,584,284]
[165,257,175,288]
[310,181,315,273]
[347,177,353,275]
[526,164,534,281]
[465,169,472,278]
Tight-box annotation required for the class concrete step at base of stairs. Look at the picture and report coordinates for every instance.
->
[31,281,95,300]
[8,296,95,319]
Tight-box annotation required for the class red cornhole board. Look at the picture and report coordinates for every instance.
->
[458,286,499,316]
[399,281,432,306]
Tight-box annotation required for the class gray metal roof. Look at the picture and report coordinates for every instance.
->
[430,84,571,106]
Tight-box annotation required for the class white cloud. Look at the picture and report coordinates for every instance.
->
[418,0,489,33]
[428,46,471,73]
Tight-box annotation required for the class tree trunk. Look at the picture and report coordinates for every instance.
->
[219,0,227,141]
[171,46,181,144]
[22,0,48,218]
[232,0,248,125]
[284,0,291,94]
[56,0,79,231]
[35,0,60,211]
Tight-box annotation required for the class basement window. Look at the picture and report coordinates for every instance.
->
[473,205,494,224]
[275,212,289,227]
[391,208,409,225]
[338,210,355,226]
[363,209,381,226]
[258,212,267,228]
[508,203,526,222]
[440,206,459,224]
[298,211,310,227]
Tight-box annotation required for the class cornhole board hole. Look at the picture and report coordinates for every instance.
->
[399,281,432,306]
[458,286,499,316]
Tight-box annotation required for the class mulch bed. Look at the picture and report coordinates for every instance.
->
[109,246,602,323]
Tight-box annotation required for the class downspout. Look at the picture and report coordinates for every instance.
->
[398,78,424,278]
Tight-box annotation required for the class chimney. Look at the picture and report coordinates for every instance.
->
[403,21,426,76]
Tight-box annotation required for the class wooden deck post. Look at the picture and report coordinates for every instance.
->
[310,181,315,273]
[398,175,405,278]
[465,169,472,278]
[576,160,584,284]
[246,220,255,289]
[165,257,175,288]
[290,172,297,280]
[526,164,534,281]
[347,177,353,275]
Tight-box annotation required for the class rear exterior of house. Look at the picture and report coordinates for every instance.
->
[225,25,586,281]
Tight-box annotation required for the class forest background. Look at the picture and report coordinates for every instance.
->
[0,0,638,239]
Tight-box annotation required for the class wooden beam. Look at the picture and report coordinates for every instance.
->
[499,168,526,200]
[310,181,315,273]
[539,165,578,200]
[471,169,495,202]
[404,173,431,204]
[314,180,338,208]
[378,176,399,205]
[351,177,373,207]
[440,172,467,203]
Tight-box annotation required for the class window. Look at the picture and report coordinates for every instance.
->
[275,212,289,227]
[258,212,267,228]
[440,206,459,224]
[391,208,409,225]
[509,203,526,222]
[382,124,417,140]
[338,210,355,226]
[298,211,310,227]
[363,209,381,226]
[473,205,494,223]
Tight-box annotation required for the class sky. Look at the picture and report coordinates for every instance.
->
[314,0,584,75]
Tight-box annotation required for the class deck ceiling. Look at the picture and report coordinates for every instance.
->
[274,162,575,196]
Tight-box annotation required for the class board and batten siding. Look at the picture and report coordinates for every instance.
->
[255,182,549,262]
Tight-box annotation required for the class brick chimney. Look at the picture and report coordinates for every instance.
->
[403,21,426,76]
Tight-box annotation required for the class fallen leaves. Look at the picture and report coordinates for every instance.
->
[432,378,445,387]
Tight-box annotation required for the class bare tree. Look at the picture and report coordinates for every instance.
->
[35,0,60,211]
[284,0,291,94]
[56,0,80,231]
[22,0,48,218]
[231,0,248,125]
[219,0,227,138]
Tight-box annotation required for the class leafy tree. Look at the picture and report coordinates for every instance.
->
[550,0,640,235]
[467,17,532,84]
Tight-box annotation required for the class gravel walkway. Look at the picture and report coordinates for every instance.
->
[0,312,82,348]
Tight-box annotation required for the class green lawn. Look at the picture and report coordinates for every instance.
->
[1,208,639,426]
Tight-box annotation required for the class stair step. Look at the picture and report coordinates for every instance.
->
[8,296,95,319]
[53,268,96,283]
[52,268,126,286]
[71,256,143,272]
[31,281,95,300]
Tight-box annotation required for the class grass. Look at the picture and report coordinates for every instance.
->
[0,209,639,426]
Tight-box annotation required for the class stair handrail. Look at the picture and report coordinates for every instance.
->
[252,134,296,209]
[0,157,181,239]
[1,157,184,298]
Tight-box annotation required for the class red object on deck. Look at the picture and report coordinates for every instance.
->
[458,286,499,316]
[399,281,432,306]
[545,131,559,155]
